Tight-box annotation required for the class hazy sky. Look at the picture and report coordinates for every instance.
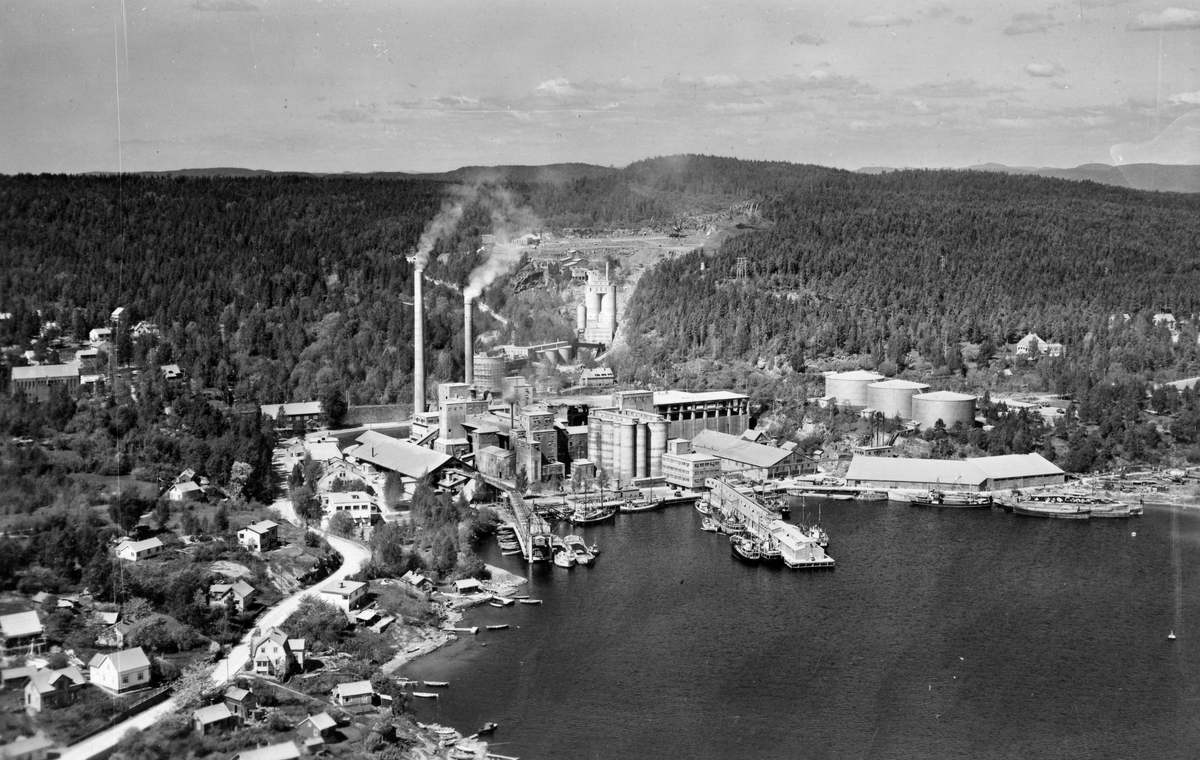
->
[2,0,1198,173]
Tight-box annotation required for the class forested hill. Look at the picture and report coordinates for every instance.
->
[623,167,1200,379]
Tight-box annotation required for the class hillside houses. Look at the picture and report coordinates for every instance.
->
[24,667,87,712]
[237,521,280,553]
[89,647,152,694]
[116,537,164,562]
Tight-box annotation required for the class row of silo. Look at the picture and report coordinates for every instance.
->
[824,371,975,430]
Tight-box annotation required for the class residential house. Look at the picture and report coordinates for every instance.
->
[166,481,203,502]
[193,703,238,736]
[0,611,45,655]
[89,647,152,694]
[251,629,297,678]
[238,520,280,552]
[295,712,338,744]
[579,367,615,387]
[88,327,112,346]
[318,580,368,615]
[454,579,482,595]
[229,741,301,760]
[400,571,432,592]
[330,680,374,707]
[0,732,59,760]
[159,364,182,382]
[116,537,164,562]
[319,491,381,526]
[1,666,38,691]
[223,686,257,721]
[208,579,257,613]
[23,667,86,712]
[95,620,135,649]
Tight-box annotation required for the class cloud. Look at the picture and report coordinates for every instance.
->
[954,15,974,25]
[790,32,827,45]
[1004,11,1063,35]
[1127,7,1200,30]
[319,107,376,124]
[707,99,772,113]
[849,14,914,28]
[1168,90,1200,104]
[1025,62,1065,77]
[904,78,1020,98]
[190,0,257,10]
[923,3,953,17]
[536,78,578,98]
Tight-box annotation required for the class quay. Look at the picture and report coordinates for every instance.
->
[706,478,835,568]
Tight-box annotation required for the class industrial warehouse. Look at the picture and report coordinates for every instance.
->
[845,453,1067,492]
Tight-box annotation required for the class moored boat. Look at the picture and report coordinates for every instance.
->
[730,535,761,563]
[1012,501,1090,519]
[530,534,552,562]
[695,499,712,516]
[571,505,617,525]
[486,624,508,630]
[423,680,449,687]
[619,498,662,513]
[700,516,719,532]
[759,539,783,565]
[412,692,439,698]
[565,534,595,565]
[910,489,993,508]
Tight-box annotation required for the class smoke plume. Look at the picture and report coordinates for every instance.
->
[464,185,539,299]
[413,188,470,269]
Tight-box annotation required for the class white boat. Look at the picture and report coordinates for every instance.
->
[412,692,440,698]
[518,598,543,605]
[695,499,712,516]
[486,624,509,630]
[1169,630,1177,640]
[700,516,719,532]
[492,596,515,606]
[553,549,575,568]
[565,534,595,565]
[423,680,449,687]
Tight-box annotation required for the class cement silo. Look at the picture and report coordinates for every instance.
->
[648,420,668,478]
[824,370,884,407]
[576,303,587,332]
[866,379,930,419]
[912,391,977,431]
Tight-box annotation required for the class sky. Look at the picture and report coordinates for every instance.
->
[1,0,1198,174]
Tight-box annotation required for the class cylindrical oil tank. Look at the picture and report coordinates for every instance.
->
[619,420,637,485]
[648,420,668,478]
[866,379,930,419]
[635,423,649,479]
[576,303,587,332]
[823,370,884,407]
[912,391,977,431]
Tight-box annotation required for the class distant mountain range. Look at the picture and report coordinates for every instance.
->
[97,158,1200,193]
[857,162,1200,194]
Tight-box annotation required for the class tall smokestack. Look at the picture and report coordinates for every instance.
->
[413,265,426,413]
[464,296,474,385]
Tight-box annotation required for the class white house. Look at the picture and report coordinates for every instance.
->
[319,491,381,526]
[237,520,280,552]
[89,647,151,694]
[319,580,368,615]
[251,629,298,678]
[167,482,203,502]
[116,537,164,562]
[89,327,112,346]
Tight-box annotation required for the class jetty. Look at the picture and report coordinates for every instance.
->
[507,491,553,564]
[707,478,835,568]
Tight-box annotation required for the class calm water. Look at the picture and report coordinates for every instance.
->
[400,500,1200,759]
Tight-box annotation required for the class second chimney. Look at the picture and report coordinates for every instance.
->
[413,265,426,413]
[464,296,474,385]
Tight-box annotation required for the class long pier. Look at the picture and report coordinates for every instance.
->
[508,492,552,563]
[706,478,835,568]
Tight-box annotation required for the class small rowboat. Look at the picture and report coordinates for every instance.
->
[486,624,509,630]
[412,692,439,698]
[518,599,542,605]
[423,681,449,687]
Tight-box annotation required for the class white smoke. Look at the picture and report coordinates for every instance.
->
[413,197,465,270]
[464,185,539,299]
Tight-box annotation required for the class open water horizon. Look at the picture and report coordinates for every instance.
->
[400,499,1200,759]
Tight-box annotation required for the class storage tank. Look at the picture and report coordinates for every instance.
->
[585,290,602,322]
[823,370,884,407]
[912,391,977,431]
[576,303,587,332]
[866,379,930,419]
[619,420,637,484]
[648,420,668,478]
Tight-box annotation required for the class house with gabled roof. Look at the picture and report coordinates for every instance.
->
[192,703,237,736]
[0,611,45,655]
[89,646,151,694]
[116,536,164,562]
[238,520,280,552]
[223,685,257,720]
[251,628,297,678]
[209,579,257,613]
[0,731,59,760]
[167,481,204,502]
[296,711,338,744]
[23,667,86,712]
[229,741,301,760]
[330,679,374,707]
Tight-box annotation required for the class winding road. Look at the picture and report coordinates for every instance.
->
[58,510,370,760]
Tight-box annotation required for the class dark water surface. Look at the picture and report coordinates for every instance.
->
[400,501,1200,759]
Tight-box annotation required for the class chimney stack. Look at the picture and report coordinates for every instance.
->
[464,296,474,385]
[413,265,426,413]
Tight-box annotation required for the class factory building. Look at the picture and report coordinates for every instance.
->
[866,379,930,419]
[911,391,977,431]
[582,389,752,484]
[579,269,619,345]
[844,452,1064,491]
[10,364,81,402]
[690,430,818,480]
[823,370,885,407]
[660,439,723,490]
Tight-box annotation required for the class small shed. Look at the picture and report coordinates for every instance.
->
[193,703,238,736]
